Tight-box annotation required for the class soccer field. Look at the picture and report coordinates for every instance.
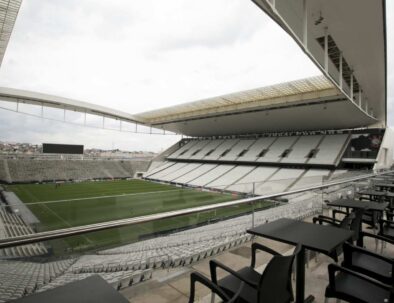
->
[6,179,271,254]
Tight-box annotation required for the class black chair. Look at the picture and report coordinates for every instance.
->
[312,212,354,229]
[357,196,384,229]
[342,242,393,285]
[332,208,364,240]
[379,218,394,241]
[313,212,354,261]
[348,209,364,243]
[210,244,301,303]
[325,263,394,303]
[387,209,394,222]
[188,272,243,303]
[358,229,394,254]
[363,209,381,229]
[316,209,364,242]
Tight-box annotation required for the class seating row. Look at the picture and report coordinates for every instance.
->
[0,159,150,183]
[167,134,349,166]
[146,162,350,195]
[0,208,47,257]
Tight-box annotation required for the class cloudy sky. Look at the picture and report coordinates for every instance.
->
[0,0,392,152]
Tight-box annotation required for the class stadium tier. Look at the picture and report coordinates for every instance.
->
[166,133,352,166]
[0,158,150,184]
[145,130,384,195]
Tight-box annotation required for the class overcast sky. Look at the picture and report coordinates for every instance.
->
[0,0,392,152]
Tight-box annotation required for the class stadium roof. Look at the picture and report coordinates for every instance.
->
[0,0,22,66]
[0,0,387,137]
[0,87,140,124]
[134,75,377,136]
[134,76,336,124]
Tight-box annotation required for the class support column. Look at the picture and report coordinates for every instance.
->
[339,52,343,89]
[350,73,354,101]
[302,0,308,47]
[358,90,362,107]
[324,28,328,72]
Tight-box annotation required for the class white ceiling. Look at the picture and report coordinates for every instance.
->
[154,99,376,136]
[253,0,386,124]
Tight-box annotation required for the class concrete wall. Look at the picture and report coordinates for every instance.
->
[374,127,394,170]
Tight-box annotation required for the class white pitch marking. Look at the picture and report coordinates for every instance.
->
[25,189,183,205]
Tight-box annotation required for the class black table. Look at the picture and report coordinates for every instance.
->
[11,275,129,303]
[327,199,388,212]
[247,218,353,303]
[372,177,394,182]
[374,183,394,192]
[358,190,392,200]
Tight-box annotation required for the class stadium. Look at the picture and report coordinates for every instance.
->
[0,1,392,303]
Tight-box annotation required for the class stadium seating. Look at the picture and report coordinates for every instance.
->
[0,160,11,183]
[253,168,305,194]
[188,164,235,186]
[226,166,278,194]
[257,136,298,163]
[144,133,355,197]
[206,165,255,189]
[163,133,350,166]
[282,135,322,164]
[0,159,150,183]
[167,140,199,159]
[308,134,350,166]
[189,139,224,160]
[158,163,202,182]
[0,208,47,257]
[238,137,276,162]
[146,161,352,197]
[172,163,217,184]
[291,169,331,189]
[147,162,189,180]
[177,140,212,160]
[204,139,239,161]
[144,161,175,178]
[218,139,256,161]
[0,259,76,302]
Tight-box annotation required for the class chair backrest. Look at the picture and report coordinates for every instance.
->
[339,213,354,229]
[257,244,301,303]
[188,272,243,303]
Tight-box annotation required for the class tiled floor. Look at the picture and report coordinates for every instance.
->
[121,215,394,303]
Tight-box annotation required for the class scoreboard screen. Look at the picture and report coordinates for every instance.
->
[42,143,84,155]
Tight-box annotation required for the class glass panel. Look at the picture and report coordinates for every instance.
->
[0,99,17,111]
[0,172,389,302]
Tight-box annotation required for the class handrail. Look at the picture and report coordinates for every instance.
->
[0,170,392,249]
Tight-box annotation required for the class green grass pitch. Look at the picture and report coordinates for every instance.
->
[6,179,271,254]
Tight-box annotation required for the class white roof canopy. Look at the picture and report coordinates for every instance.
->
[0,0,22,66]
[135,76,337,124]
[134,76,377,136]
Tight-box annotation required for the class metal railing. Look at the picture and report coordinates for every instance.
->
[0,170,392,249]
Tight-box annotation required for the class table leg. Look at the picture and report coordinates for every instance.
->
[296,247,315,303]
